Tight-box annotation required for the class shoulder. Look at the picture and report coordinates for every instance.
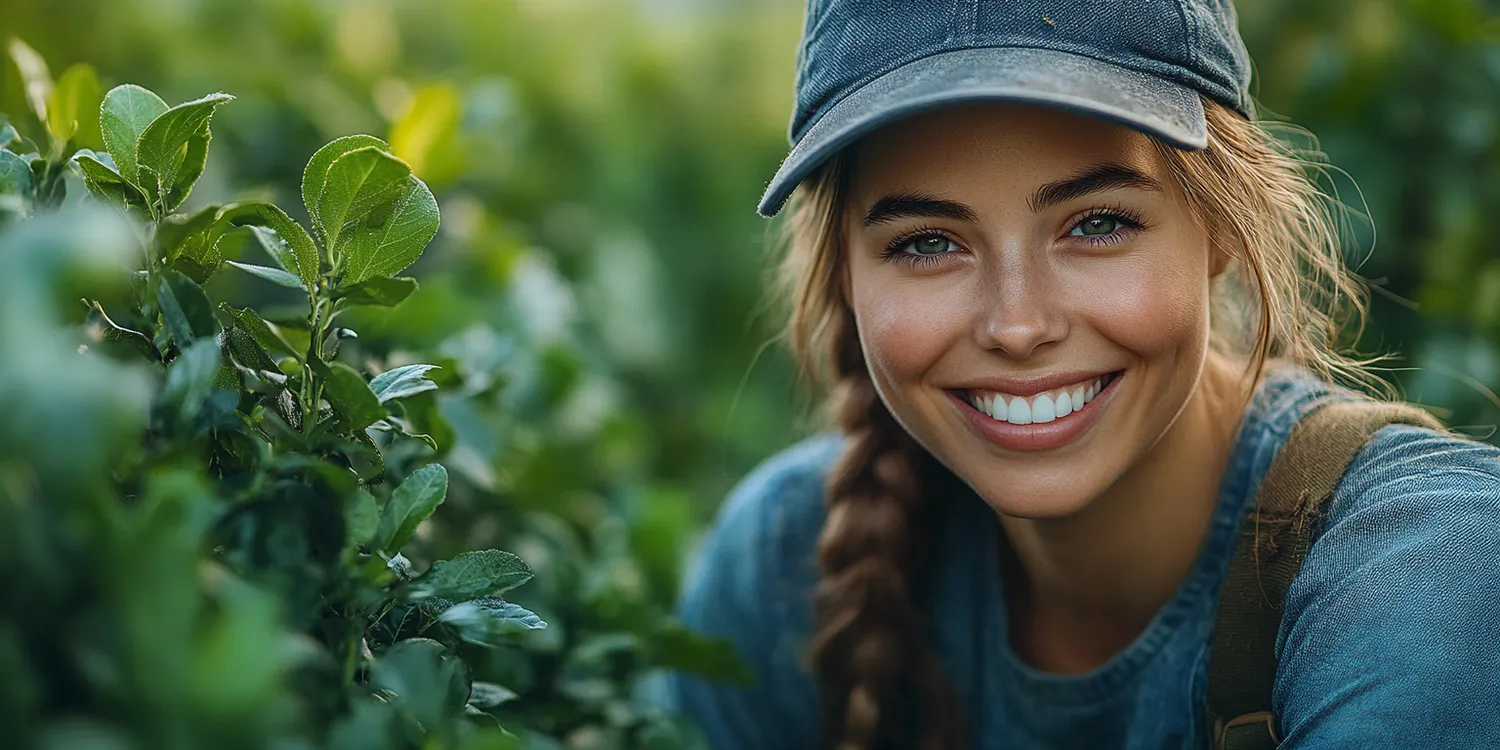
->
[662,436,842,749]
[1274,421,1500,744]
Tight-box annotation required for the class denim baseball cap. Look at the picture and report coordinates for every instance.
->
[757,0,1254,217]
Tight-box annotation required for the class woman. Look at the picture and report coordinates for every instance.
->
[663,0,1500,748]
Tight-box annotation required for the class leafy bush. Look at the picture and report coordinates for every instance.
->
[0,40,585,750]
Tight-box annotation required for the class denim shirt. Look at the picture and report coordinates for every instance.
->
[660,366,1500,749]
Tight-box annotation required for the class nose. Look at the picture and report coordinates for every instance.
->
[973,255,1069,359]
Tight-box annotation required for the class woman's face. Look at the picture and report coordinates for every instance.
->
[844,104,1226,518]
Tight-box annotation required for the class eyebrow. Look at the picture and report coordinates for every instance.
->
[860,162,1164,227]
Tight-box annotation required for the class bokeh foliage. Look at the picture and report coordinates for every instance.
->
[1,0,1498,747]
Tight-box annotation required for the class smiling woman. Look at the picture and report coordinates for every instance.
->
[659,1,1500,749]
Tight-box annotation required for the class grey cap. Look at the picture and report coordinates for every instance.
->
[758,0,1254,217]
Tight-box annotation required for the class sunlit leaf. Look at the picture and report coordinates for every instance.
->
[134,92,233,209]
[369,364,439,403]
[100,84,168,183]
[8,38,53,128]
[389,82,460,184]
[48,63,102,148]
[226,260,303,289]
[301,134,388,241]
[221,201,320,290]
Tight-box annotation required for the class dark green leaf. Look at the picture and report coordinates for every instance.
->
[646,622,754,685]
[85,299,156,360]
[369,638,467,730]
[301,134,388,240]
[0,150,30,198]
[157,270,218,346]
[159,202,226,264]
[317,146,411,254]
[100,84,168,183]
[369,364,440,403]
[376,463,447,552]
[162,337,223,427]
[317,361,385,430]
[220,303,300,360]
[332,276,418,307]
[221,201,320,290]
[72,151,148,210]
[224,324,278,373]
[345,489,380,549]
[134,92,233,208]
[48,63,102,148]
[438,597,547,647]
[225,260,303,289]
[410,549,533,601]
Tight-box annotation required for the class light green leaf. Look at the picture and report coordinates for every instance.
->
[134,92,233,209]
[316,146,410,254]
[410,549,533,601]
[73,151,148,209]
[246,224,295,273]
[332,276,418,307]
[220,303,300,360]
[467,681,518,709]
[158,202,225,262]
[301,134,388,240]
[376,463,447,552]
[317,361,385,430]
[438,598,547,647]
[221,201,319,290]
[336,172,440,284]
[48,63,102,147]
[0,151,30,197]
[8,39,52,127]
[389,82,460,183]
[225,260,303,289]
[369,364,439,403]
[100,84,168,183]
[0,116,18,147]
[157,270,218,347]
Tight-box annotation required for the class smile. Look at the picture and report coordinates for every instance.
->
[962,371,1120,425]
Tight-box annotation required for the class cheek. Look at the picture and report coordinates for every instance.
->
[851,275,967,399]
[1080,245,1212,360]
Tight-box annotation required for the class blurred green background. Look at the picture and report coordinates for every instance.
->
[2,0,1498,744]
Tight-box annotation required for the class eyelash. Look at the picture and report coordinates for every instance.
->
[879,207,1149,267]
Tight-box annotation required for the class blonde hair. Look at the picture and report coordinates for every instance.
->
[779,96,1382,749]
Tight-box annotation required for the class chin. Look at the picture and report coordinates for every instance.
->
[965,474,1102,520]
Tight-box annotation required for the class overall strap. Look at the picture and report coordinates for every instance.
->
[1205,399,1442,750]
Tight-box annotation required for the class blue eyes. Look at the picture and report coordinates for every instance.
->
[881,210,1144,267]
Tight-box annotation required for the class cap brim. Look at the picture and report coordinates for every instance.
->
[757,46,1206,217]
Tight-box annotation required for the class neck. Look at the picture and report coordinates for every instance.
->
[999,353,1252,673]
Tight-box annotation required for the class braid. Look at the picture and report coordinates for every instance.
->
[806,308,966,750]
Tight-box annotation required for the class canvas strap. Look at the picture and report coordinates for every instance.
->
[1205,399,1442,750]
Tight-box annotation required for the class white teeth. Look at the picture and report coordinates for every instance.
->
[1007,397,1032,425]
[1032,393,1055,423]
[969,372,1117,426]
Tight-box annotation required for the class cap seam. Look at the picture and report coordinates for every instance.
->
[1175,0,1200,71]
[794,42,1215,145]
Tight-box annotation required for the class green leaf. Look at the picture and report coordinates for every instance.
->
[346,489,380,549]
[73,151,149,210]
[317,361,385,430]
[225,260,303,289]
[157,270,219,347]
[410,549,533,601]
[220,304,299,360]
[134,92,233,210]
[245,224,295,273]
[0,150,30,198]
[100,84,168,183]
[338,174,440,284]
[224,324,278,373]
[438,597,548,647]
[221,201,319,290]
[316,146,411,254]
[370,638,467,730]
[647,622,754,685]
[389,82,460,183]
[301,134,388,241]
[85,299,157,361]
[162,337,224,427]
[369,364,440,403]
[0,116,17,147]
[8,39,52,128]
[48,63,102,147]
[467,681,518,709]
[376,463,447,551]
[332,276,418,307]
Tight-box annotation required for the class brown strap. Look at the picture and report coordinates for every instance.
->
[1205,399,1442,749]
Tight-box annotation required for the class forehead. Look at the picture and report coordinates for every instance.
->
[847,104,1166,204]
